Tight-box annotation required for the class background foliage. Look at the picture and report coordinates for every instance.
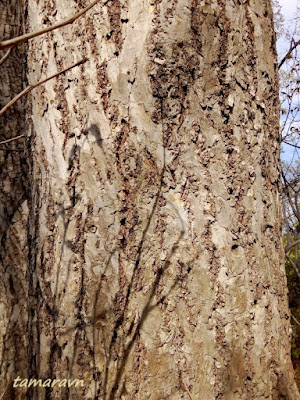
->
[273,0,300,386]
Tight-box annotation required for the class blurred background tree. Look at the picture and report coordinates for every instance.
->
[274,0,300,386]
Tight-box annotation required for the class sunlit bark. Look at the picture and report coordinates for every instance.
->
[0,0,299,399]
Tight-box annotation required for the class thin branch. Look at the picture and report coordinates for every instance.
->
[283,201,292,245]
[0,48,12,66]
[0,0,99,50]
[285,239,300,253]
[291,313,300,327]
[295,192,299,217]
[279,39,300,69]
[283,141,300,149]
[286,254,300,280]
[0,58,87,117]
[183,380,196,400]
[0,134,24,145]
[0,382,12,400]
[282,172,300,223]
[280,87,298,136]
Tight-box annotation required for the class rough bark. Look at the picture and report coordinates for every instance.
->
[0,1,29,398]
[0,0,299,399]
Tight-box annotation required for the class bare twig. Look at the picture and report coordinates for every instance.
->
[286,254,300,280]
[182,380,196,400]
[0,134,24,145]
[279,39,300,69]
[283,141,300,149]
[282,172,300,223]
[0,58,87,117]
[285,239,300,254]
[0,48,12,66]
[0,0,99,50]
[291,313,300,327]
[0,382,12,400]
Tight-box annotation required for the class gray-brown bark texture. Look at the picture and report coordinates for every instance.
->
[0,0,299,399]
[0,1,29,399]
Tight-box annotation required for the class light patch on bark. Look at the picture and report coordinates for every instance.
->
[0,0,299,399]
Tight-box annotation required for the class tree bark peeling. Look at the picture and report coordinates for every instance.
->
[0,0,299,399]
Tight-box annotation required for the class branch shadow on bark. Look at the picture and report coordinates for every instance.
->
[101,133,167,399]
[98,97,191,399]
[108,229,185,400]
[92,248,118,398]
[101,179,188,398]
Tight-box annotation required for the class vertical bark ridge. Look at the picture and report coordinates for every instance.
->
[16,0,300,399]
[0,1,29,398]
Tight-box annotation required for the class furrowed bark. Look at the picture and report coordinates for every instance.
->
[1,0,299,399]
[0,1,29,398]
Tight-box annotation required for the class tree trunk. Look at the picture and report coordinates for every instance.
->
[1,0,299,399]
[0,1,29,399]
